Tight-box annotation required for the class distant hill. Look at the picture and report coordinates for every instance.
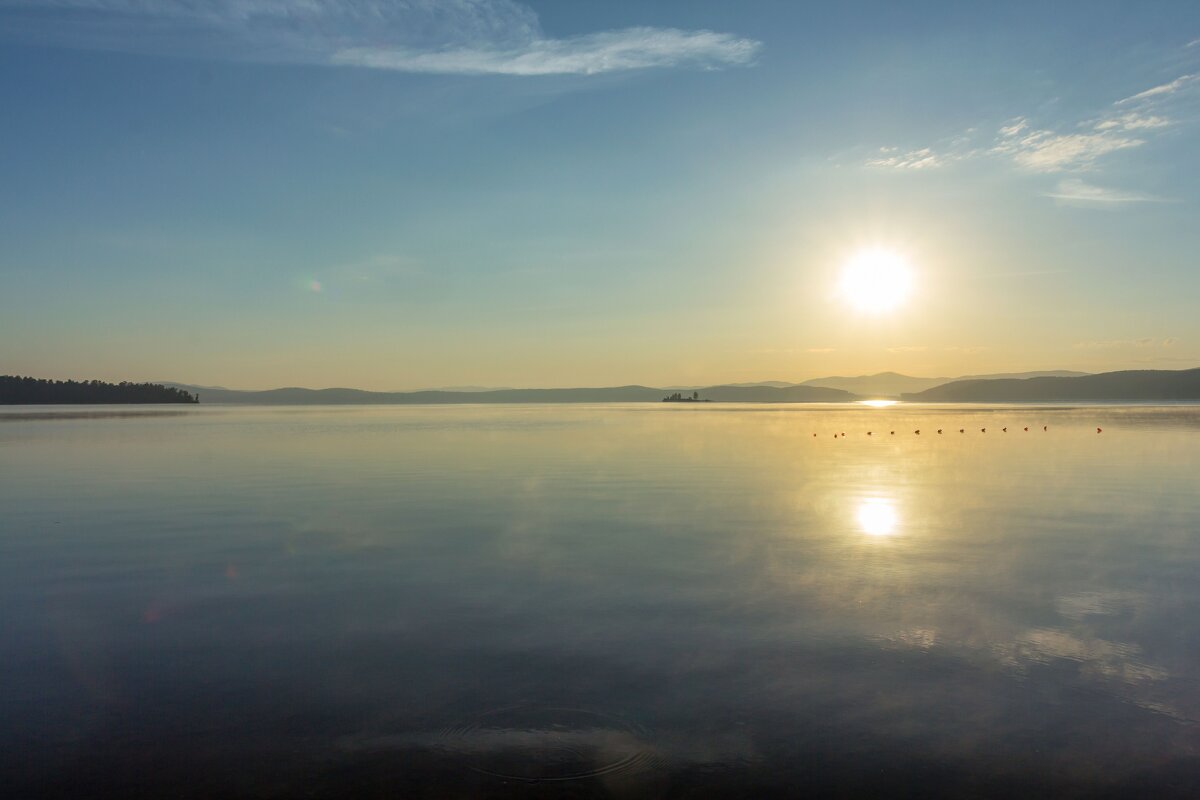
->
[165,384,663,404]
[164,382,855,405]
[801,372,945,396]
[662,381,797,391]
[418,385,514,392]
[701,384,851,402]
[167,368,1200,405]
[955,370,1090,382]
[802,370,1090,397]
[902,368,1200,402]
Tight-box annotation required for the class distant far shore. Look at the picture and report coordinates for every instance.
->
[6,368,1199,405]
[161,367,1197,404]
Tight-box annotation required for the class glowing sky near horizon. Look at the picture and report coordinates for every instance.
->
[1,1,1199,390]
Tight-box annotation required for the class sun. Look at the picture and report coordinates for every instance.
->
[838,248,913,313]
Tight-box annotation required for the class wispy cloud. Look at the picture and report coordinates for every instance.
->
[988,72,1197,173]
[1115,73,1199,105]
[864,147,943,170]
[985,95,1183,172]
[990,122,1144,172]
[1093,112,1171,131]
[336,27,760,76]
[0,0,761,75]
[886,345,927,353]
[1074,337,1176,349]
[1046,179,1165,205]
[864,57,1200,205]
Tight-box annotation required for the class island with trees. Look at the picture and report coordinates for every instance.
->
[663,391,709,402]
[1,376,199,404]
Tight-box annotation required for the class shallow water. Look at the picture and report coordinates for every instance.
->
[2,403,1199,798]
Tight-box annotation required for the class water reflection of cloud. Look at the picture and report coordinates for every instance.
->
[874,628,938,651]
[874,622,1183,722]
[1055,590,1145,620]
[338,722,758,780]
[1001,628,1168,684]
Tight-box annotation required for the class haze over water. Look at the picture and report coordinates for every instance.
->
[3,403,1200,797]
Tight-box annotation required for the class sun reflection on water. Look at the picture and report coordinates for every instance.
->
[856,497,899,537]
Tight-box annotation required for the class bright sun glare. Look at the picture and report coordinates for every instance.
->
[838,248,913,313]
[856,497,898,537]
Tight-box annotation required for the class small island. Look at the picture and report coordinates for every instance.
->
[1,376,199,404]
[662,391,710,403]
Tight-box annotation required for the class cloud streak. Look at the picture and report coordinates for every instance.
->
[334,27,760,76]
[864,61,1200,202]
[1046,179,1165,205]
[0,0,761,75]
[1074,337,1176,349]
[864,147,944,170]
[988,76,1191,172]
[990,121,1145,172]
[1115,73,1198,105]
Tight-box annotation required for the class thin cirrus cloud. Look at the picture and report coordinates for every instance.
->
[1114,73,1198,105]
[1074,338,1177,349]
[0,0,762,76]
[1046,179,1165,206]
[864,147,944,170]
[864,67,1197,177]
[989,120,1145,172]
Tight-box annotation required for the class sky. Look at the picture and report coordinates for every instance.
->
[1,0,1199,390]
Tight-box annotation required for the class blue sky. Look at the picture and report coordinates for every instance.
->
[2,0,1199,389]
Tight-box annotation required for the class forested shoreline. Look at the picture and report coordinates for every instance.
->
[0,376,198,404]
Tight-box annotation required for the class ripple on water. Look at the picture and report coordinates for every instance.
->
[435,707,661,782]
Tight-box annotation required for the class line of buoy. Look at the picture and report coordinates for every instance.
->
[805,425,1102,437]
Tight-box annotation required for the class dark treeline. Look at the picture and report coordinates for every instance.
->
[0,376,198,404]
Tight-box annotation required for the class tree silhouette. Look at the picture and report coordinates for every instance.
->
[0,376,199,404]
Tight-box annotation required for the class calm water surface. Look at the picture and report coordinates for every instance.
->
[2,403,1200,797]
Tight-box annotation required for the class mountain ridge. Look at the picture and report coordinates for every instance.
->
[801,370,1090,397]
[159,368,1200,405]
[162,382,855,404]
[903,368,1200,402]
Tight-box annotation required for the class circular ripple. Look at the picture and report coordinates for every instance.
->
[436,706,659,782]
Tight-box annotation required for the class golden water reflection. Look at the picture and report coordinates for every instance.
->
[855,496,899,537]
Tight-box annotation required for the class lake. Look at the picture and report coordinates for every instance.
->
[2,403,1199,798]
